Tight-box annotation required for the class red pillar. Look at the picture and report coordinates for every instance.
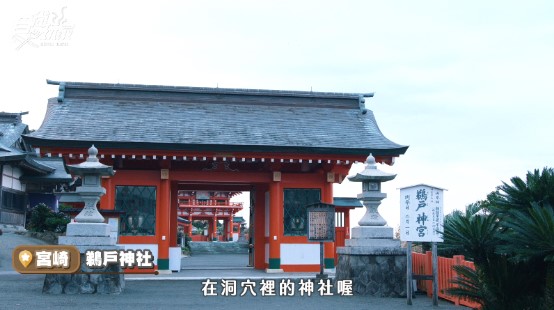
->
[100,176,113,210]
[345,209,351,239]
[323,181,335,269]
[207,220,213,241]
[187,214,193,235]
[268,179,282,271]
[157,176,171,271]
[170,182,178,247]
[222,218,228,241]
[254,184,268,269]
[212,213,218,241]
[227,216,233,241]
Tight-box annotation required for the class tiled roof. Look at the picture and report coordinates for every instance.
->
[233,216,245,223]
[0,113,28,161]
[333,197,363,208]
[20,157,72,183]
[25,81,408,156]
[0,112,70,181]
[0,112,28,158]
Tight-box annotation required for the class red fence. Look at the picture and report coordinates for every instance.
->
[412,252,481,309]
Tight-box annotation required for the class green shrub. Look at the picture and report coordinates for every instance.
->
[27,203,70,233]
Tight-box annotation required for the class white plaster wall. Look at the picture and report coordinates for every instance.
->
[280,244,320,265]
[1,165,24,191]
[12,166,22,179]
[2,164,13,189]
[12,167,23,191]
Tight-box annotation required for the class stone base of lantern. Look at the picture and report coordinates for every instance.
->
[43,222,125,294]
[43,252,125,294]
[336,226,406,297]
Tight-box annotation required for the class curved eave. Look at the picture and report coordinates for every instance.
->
[20,175,72,183]
[0,153,26,162]
[23,136,408,157]
[66,165,115,176]
[348,174,397,182]
[0,153,57,175]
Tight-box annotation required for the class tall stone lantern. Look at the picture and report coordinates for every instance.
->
[349,153,396,238]
[68,145,114,223]
[45,145,124,295]
[336,154,406,297]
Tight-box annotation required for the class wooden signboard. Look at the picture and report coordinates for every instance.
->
[307,203,335,242]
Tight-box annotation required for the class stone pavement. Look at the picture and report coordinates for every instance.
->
[0,228,47,272]
[0,232,468,309]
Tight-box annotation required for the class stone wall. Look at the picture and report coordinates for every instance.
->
[43,253,124,294]
[336,253,406,297]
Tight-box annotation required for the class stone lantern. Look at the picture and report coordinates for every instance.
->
[66,145,115,223]
[348,153,396,237]
[45,145,124,295]
[336,153,406,297]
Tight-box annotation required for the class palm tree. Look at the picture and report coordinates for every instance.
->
[440,168,554,309]
[441,202,543,309]
[490,167,554,212]
[499,203,554,309]
[440,202,501,267]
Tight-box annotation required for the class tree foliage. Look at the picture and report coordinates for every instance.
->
[441,167,554,309]
[27,203,70,233]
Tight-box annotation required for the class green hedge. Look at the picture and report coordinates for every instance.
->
[27,203,70,233]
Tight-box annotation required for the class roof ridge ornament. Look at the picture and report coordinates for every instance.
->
[359,95,368,114]
[57,82,66,103]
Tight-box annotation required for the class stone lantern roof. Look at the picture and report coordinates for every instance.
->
[348,154,396,182]
[66,145,115,176]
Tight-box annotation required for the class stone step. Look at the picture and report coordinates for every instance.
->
[189,241,249,255]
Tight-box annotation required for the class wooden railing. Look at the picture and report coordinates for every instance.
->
[412,252,481,309]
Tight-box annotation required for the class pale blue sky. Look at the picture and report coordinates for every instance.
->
[1,1,553,230]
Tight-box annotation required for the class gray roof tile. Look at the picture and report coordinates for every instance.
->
[26,81,408,156]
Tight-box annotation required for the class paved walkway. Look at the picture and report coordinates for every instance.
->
[0,228,48,272]
[130,253,323,280]
[0,231,468,309]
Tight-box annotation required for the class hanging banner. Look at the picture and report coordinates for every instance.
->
[399,184,445,242]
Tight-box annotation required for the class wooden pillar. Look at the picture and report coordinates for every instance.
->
[157,176,171,271]
[407,241,413,305]
[221,218,226,241]
[187,214,193,235]
[207,220,213,241]
[322,180,335,269]
[432,242,439,306]
[212,213,218,241]
[268,178,282,272]
[254,184,267,269]
[345,209,351,239]
[100,176,113,210]
[228,216,233,241]
[170,182,178,247]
